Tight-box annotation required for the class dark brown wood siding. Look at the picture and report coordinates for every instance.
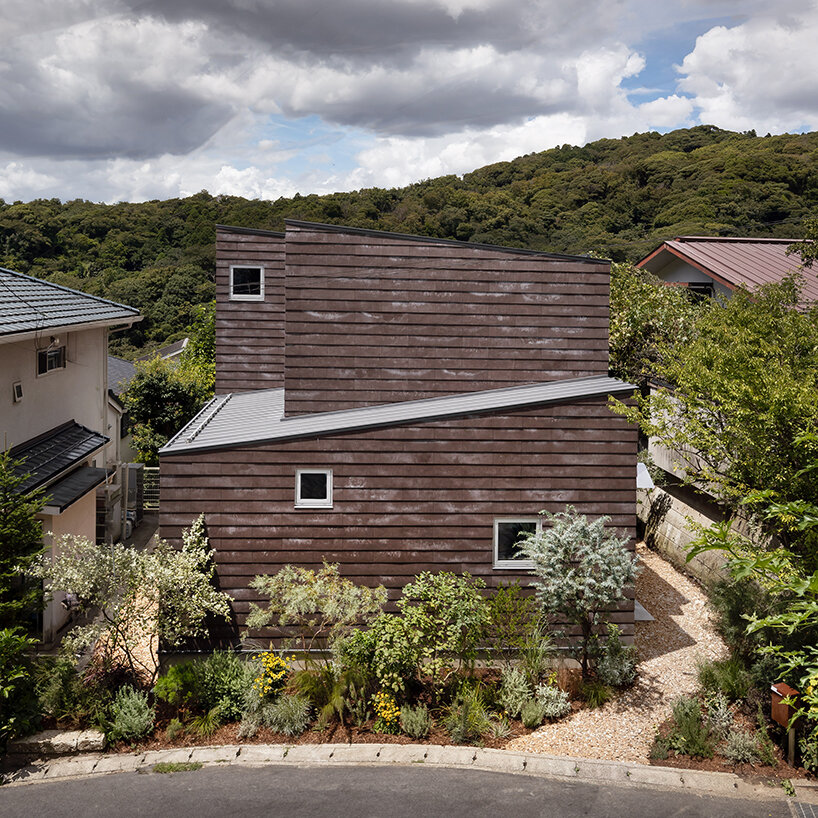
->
[215,227,285,394]
[159,396,637,636]
[283,224,611,415]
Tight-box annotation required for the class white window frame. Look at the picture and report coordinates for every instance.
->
[229,265,265,301]
[36,345,66,376]
[295,468,333,509]
[493,517,539,569]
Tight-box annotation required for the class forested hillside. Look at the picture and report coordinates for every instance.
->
[1,125,816,356]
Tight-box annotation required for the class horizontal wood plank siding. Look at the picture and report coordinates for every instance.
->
[215,227,285,394]
[160,396,637,634]
[283,224,610,414]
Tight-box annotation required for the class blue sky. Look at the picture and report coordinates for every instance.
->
[1,0,817,203]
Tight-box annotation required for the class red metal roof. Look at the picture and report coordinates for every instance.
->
[637,236,818,302]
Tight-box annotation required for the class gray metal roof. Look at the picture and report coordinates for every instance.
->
[637,236,817,301]
[108,355,136,395]
[10,421,108,493]
[0,267,140,338]
[42,466,108,513]
[161,375,635,455]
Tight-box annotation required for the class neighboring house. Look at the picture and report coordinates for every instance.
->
[135,337,189,363]
[636,236,816,301]
[108,354,137,463]
[0,268,140,641]
[159,222,638,639]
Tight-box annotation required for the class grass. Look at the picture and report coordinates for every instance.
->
[152,762,203,774]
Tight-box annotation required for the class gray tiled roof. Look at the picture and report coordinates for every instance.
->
[0,267,139,338]
[161,375,635,455]
[108,355,137,395]
[10,421,109,493]
[42,466,108,512]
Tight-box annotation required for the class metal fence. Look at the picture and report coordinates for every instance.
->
[143,466,160,509]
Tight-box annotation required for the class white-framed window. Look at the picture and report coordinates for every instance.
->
[229,265,264,301]
[493,517,539,569]
[295,469,333,508]
[36,345,66,376]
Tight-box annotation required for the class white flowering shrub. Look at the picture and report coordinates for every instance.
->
[38,514,231,682]
[519,507,639,676]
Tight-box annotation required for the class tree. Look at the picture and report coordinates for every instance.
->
[36,516,232,683]
[788,215,818,269]
[612,275,818,548]
[519,507,638,677]
[0,452,45,629]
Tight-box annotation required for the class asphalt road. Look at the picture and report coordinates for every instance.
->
[0,764,793,818]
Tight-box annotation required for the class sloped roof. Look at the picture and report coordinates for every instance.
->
[10,421,108,493]
[108,355,136,395]
[135,337,188,362]
[637,237,818,301]
[161,375,635,455]
[0,267,140,339]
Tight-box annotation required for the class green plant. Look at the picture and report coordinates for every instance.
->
[534,680,571,720]
[488,715,512,739]
[0,627,39,746]
[251,651,292,700]
[696,657,751,702]
[189,703,225,737]
[498,666,531,719]
[580,680,612,709]
[596,624,638,688]
[266,693,311,736]
[650,734,671,760]
[0,452,45,629]
[444,688,490,745]
[400,704,432,739]
[520,625,555,688]
[153,762,203,773]
[108,685,155,743]
[372,690,401,734]
[722,728,760,764]
[521,699,548,729]
[37,519,232,683]
[397,572,489,693]
[486,583,540,668]
[35,657,115,729]
[782,779,796,798]
[666,697,714,759]
[153,662,202,711]
[519,508,638,676]
[703,692,734,740]
[198,650,253,721]
[165,718,185,740]
[800,726,818,774]
[754,704,779,768]
[246,563,387,659]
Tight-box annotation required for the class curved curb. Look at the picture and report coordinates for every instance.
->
[1,742,798,803]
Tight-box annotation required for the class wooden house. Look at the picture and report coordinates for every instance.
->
[159,221,637,637]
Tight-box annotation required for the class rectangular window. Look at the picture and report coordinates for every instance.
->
[493,518,538,569]
[296,469,333,508]
[36,345,66,375]
[230,265,264,300]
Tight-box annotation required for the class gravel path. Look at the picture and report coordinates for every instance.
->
[506,543,728,763]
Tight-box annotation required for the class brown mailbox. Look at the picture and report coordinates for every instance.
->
[771,682,799,727]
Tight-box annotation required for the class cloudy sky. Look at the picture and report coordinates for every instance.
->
[1,0,817,203]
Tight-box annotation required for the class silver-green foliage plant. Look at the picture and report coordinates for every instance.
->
[108,685,155,743]
[246,563,387,658]
[521,699,548,729]
[444,688,490,745]
[534,682,571,720]
[596,624,638,688]
[519,508,639,676]
[498,666,531,718]
[704,691,734,740]
[266,693,311,736]
[36,516,232,682]
[723,727,760,764]
[400,704,432,739]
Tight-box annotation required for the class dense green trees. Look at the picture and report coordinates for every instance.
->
[1,127,817,356]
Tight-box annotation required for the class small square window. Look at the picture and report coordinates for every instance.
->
[230,266,264,300]
[494,518,537,569]
[36,345,66,375]
[296,469,332,508]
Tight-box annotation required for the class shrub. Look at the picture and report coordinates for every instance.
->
[498,666,531,719]
[723,728,760,764]
[108,685,155,743]
[0,627,39,746]
[580,680,612,709]
[397,572,489,692]
[246,563,387,657]
[800,726,818,774]
[444,688,490,745]
[520,626,555,688]
[266,693,311,736]
[400,704,432,739]
[165,718,185,740]
[198,650,253,721]
[486,583,540,668]
[372,690,401,734]
[251,651,292,700]
[518,508,639,676]
[521,699,548,729]
[696,657,751,702]
[535,681,571,720]
[154,662,203,711]
[189,703,225,737]
[36,657,116,729]
[667,697,714,759]
[596,624,638,688]
[704,692,734,740]
[754,704,779,767]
